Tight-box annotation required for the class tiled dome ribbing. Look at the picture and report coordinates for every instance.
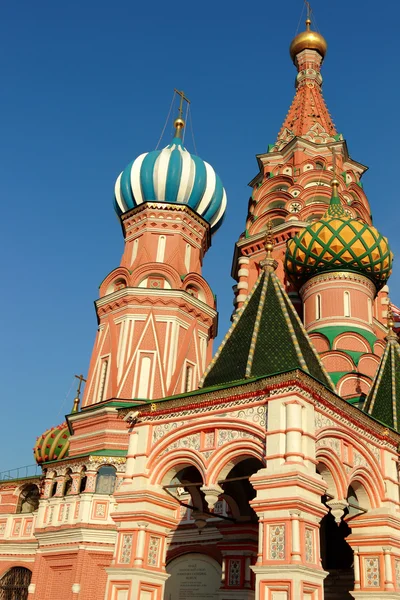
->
[114,128,227,234]
[285,188,393,290]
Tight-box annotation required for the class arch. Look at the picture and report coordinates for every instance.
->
[150,451,207,487]
[337,373,372,398]
[349,469,380,509]
[315,450,348,500]
[357,354,380,379]
[131,262,182,289]
[95,465,116,494]
[321,351,356,374]
[16,484,40,514]
[99,266,132,298]
[0,567,32,600]
[334,333,371,353]
[182,273,215,306]
[373,339,386,357]
[207,443,264,486]
[309,332,330,353]
[63,469,73,496]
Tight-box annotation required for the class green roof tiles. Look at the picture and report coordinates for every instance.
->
[364,331,400,431]
[200,268,334,391]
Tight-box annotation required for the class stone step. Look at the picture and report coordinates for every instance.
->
[324,569,354,600]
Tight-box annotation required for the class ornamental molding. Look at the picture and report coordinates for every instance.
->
[314,404,395,450]
[300,271,376,295]
[152,404,267,445]
[42,456,127,477]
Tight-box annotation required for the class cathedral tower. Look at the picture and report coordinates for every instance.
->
[81,100,227,405]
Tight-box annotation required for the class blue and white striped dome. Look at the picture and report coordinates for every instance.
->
[114,135,227,233]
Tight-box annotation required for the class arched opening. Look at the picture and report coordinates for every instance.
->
[63,469,72,496]
[49,480,57,498]
[0,567,32,600]
[95,465,116,495]
[17,484,40,514]
[319,479,357,599]
[79,467,87,493]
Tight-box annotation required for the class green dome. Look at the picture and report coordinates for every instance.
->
[34,422,70,464]
[285,190,393,290]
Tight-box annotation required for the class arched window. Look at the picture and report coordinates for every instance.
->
[79,467,87,493]
[367,298,373,324]
[95,465,116,495]
[49,480,57,498]
[315,161,324,170]
[184,364,194,392]
[0,567,32,600]
[156,235,166,262]
[97,358,109,403]
[316,294,322,320]
[184,244,191,272]
[344,291,351,317]
[63,470,73,496]
[17,484,40,514]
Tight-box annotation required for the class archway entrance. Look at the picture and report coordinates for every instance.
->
[164,553,221,600]
[0,567,32,600]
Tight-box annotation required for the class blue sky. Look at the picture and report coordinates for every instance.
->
[1,0,399,473]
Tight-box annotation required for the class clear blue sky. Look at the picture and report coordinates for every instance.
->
[1,0,399,473]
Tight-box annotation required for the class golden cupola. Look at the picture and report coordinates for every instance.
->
[289,17,327,62]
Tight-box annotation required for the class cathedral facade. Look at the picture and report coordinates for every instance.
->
[1,16,400,600]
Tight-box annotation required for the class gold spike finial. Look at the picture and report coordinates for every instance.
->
[71,374,86,413]
[173,89,190,138]
[260,221,278,272]
[386,303,398,340]
[331,148,340,196]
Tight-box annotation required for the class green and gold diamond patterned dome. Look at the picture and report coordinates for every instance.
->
[285,182,393,290]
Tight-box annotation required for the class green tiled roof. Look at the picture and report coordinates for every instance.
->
[200,268,334,390]
[364,331,400,430]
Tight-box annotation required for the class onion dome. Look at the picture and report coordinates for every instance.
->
[114,117,227,234]
[33,422,70,464]
[285,181,393,290]
[290,18,327,62]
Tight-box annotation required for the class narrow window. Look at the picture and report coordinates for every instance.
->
[185,365,194,392]
[316,294,322,320]
[131,238,139,265]
[184,243,191,272]
[98,359,109,403]
[137,356,151,398]
[156,235,166,262]
[368,298,373,324]
[344,291,351,317]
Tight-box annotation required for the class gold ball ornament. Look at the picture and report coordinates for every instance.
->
[290,19,327,63]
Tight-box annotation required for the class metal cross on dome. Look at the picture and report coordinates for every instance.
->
[174,89,190,119]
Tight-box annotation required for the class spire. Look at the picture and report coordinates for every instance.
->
[364,306,400,431]
[274,11,336,151]
[200,230,334,390]
[323,150,347,218]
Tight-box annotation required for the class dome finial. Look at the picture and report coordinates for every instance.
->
[173,89,190,139]
[387,304,398,340]
[290,2,327,63]
[71,373,86,413]
[261,221,278,272]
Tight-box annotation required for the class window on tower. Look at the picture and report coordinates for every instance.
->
[316,295,322,321]
[344,291,351,317]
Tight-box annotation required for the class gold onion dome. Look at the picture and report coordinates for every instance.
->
[290,18,327,62]
[285,184,393,290]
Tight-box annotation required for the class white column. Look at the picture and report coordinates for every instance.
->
[290,510,301,563]
[133,522,148,567]
[285,402,303,463]
[124,431,138,480]
[353,547,360,590]
[383,546,394,591]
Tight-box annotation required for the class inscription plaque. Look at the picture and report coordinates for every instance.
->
[164,553,221,600]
